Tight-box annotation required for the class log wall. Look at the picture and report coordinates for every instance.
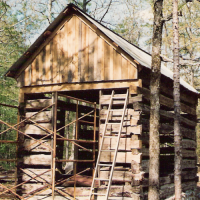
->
[3,79,197,199]
[17,15,137,87]
[18,92,98,199]
[137,68,198,199]
[98,89,143,199]
[18,93,54,197]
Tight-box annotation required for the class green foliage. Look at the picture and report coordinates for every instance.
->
[0,0,27,171]
[68,0,92,12]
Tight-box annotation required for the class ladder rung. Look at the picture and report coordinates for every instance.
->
[109,109,124,112]
[106,122,121,125]
[94,178,109,181]
[112,97,126,99]
[101,149,115,152]
[98,164,112,167]
[91,193,106,196]
[103,136,117,138]
[90,89,128,199]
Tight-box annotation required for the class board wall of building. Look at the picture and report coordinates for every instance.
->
[17,15,137,87]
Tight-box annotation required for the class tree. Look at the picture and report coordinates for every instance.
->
[113,0,144,46]
[148,0,164,199]
[173,0,182,199]
[0,0,26,170]
[69,0,92,12]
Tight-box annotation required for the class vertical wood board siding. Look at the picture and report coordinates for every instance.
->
[19,16,137,87]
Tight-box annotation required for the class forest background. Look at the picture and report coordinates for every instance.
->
[0,0,200,169]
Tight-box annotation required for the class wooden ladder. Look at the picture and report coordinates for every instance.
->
[89,89,129,200]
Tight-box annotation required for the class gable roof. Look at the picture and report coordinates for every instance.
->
[5,3,198,94]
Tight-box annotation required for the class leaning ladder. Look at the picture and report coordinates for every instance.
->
[89,89,129,200]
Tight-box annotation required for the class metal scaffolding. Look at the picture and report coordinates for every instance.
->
[0,92,97,199]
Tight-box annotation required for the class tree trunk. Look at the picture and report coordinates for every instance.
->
[148,0,164,199]
[48,0,53,24]
[190,66,194,86]
[83,0,87,12]
[173,0,182,199]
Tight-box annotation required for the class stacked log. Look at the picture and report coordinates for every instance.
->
[18,93,98,199]
[98,89,143,199]
[18,94,53,197]
[137,68,198,199]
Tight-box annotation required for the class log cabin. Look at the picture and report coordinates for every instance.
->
[3,3,200,200]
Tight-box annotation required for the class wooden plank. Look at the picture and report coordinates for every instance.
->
[100,152,142,163]
[28,196,69,200]
[18,71,24,87]
[109,45,114,80]
[21,154,51,165]
[160,82,198,106]
[100,124,142,135]
[131,160,149,173]
[182,149,196,158]
[50,40,53,84]
[35,57,39,85]
[45,42,51,84]
[26,99,52,109]
[160,123,196,140]
[85,24,89,81]
[52,36,58,83]
[21,124,52,135]
[104,42,110,80]
[62,175,92,187]
[76,13,139,71]
[23,139,51,152]
[56,33,61,83]
[21,183,52,195]
[62,22,69,83]
[20,80,141,94]
[160,183,175,199]
[182,169,197,180]
[182,159,196,169]
[100,108,139,121]
[21,185,91,196]
[141,69,198,107]
[100,137,142,151]
[97,185,133,197]
[133,101,196,128]
[78,19,82,82]
[113,50,121,80]
[38,50,43,85]
[100,38,104,80]
[15,15,73,79]
[138,87,196,115]
[160,181,196,199]
[67,16,76,82]
[25,111,52,122]
[128,62,137,79]
[121,57,128,79]
[57,26,62,83]
[21,168,51,183]
[182,139,196,149]
[94,30,98,81]
[88,27,95,81]
[31,59,37,85]
[24,65,31,86]
[99,170,132,182]
[182,181,197,192]
[100,94,143,105]
[143,147,196,158]
[74,16,79,82]
[80,21,86,81]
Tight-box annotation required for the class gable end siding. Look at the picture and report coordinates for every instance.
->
[17,16,138,87]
